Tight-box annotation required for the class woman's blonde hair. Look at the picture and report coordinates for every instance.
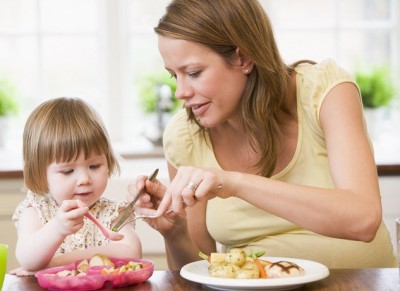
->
[155,0,294,177]
[23,97,120,194]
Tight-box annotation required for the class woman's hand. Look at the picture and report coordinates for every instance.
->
[128,175,181,235]
[129,175,167,210]
[156,166,233,215]
[55,200,88,237]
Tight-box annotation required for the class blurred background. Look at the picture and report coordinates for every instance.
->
[0,0,399,271]
[0,0,399,154]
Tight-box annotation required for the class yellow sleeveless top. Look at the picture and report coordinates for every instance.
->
[163,59,397,268]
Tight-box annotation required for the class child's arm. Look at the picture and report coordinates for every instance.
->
[48,222,142,268]
[15,200,88,271]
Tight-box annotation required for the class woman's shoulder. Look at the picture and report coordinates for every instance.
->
[295,59,356,106]
[294,59,357,133]
[295,59,354,83]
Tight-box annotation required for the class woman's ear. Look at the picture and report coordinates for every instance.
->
[235,47,254,74]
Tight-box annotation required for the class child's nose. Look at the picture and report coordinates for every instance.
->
[78,170,91,185]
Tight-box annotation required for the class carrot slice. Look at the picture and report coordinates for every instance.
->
[254,259,267,278]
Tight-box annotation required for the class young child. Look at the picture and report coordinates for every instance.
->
[11,97,141,275]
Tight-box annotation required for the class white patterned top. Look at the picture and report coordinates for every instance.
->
[12,190,127,256]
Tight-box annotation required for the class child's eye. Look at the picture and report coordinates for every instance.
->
[61,169,74,175]
[89,164,101,170]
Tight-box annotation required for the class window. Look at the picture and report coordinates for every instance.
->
[0,0,398,153]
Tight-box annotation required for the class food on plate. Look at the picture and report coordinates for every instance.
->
[208,262,241,278]
[200,248,271,279]
[266,261,305,278]
[224,248,247,266]
[199,248,305,279]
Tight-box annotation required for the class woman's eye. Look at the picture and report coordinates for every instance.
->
[188,71,200,77]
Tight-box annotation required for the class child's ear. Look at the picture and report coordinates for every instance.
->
[235,47,254,74]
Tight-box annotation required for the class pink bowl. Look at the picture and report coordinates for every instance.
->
[35,257,154,290]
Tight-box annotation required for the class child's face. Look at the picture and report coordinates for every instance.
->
[46,150,109,206]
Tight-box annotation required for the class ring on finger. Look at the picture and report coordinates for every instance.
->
[186,181,198,192]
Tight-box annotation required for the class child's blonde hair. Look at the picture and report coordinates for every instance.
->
[23,97,120,194]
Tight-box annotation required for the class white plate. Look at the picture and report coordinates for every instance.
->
[180,257,329,291]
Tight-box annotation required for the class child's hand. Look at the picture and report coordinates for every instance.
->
[55,200,88,236]
[9,266,36,277]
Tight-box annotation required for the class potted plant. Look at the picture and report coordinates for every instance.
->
[137,72,182,146]
[354,66,398,139]
[0,79,18,147]
[137,72,180,114]
[355,66,396,109]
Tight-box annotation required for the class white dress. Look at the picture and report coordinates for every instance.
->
[12,190,127,256]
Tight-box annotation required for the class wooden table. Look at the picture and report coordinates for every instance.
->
[2,268,399,290]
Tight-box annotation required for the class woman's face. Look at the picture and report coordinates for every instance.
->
[46,151,109,206]
[158,36,248,128]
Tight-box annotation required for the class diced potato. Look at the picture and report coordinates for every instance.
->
[240,261,258,271]
[236,268,260,279]
[225,248,246,266]
[56,270,74,277]
[102,257,114,267]
[89,254,115,267]
[77,259,89,272]
[208,263,240,278]
[209,252,226,264]
[89,255,104,267]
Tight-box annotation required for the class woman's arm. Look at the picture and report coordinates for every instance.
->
[226,82,380,241]
[163,163,216,270]
[158,83,381,243]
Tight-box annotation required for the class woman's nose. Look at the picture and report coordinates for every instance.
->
[174,77,193,100]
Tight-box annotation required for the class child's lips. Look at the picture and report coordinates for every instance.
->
[76,192,91,196]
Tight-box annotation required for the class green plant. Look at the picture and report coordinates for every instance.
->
[0,79,18,116]
[137,72,181,114]
[354,66,397,109]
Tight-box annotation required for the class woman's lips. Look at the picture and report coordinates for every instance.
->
[191,102,210,116]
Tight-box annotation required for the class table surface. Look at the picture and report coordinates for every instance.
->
[2,268,400,291]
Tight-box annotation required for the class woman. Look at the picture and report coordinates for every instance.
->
[132,0,397,269]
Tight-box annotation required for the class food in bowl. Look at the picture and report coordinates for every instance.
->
[35,255,154,290]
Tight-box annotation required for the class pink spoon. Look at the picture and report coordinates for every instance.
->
[84,211,124,241]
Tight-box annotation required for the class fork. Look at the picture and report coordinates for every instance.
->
[115,209,174,231]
